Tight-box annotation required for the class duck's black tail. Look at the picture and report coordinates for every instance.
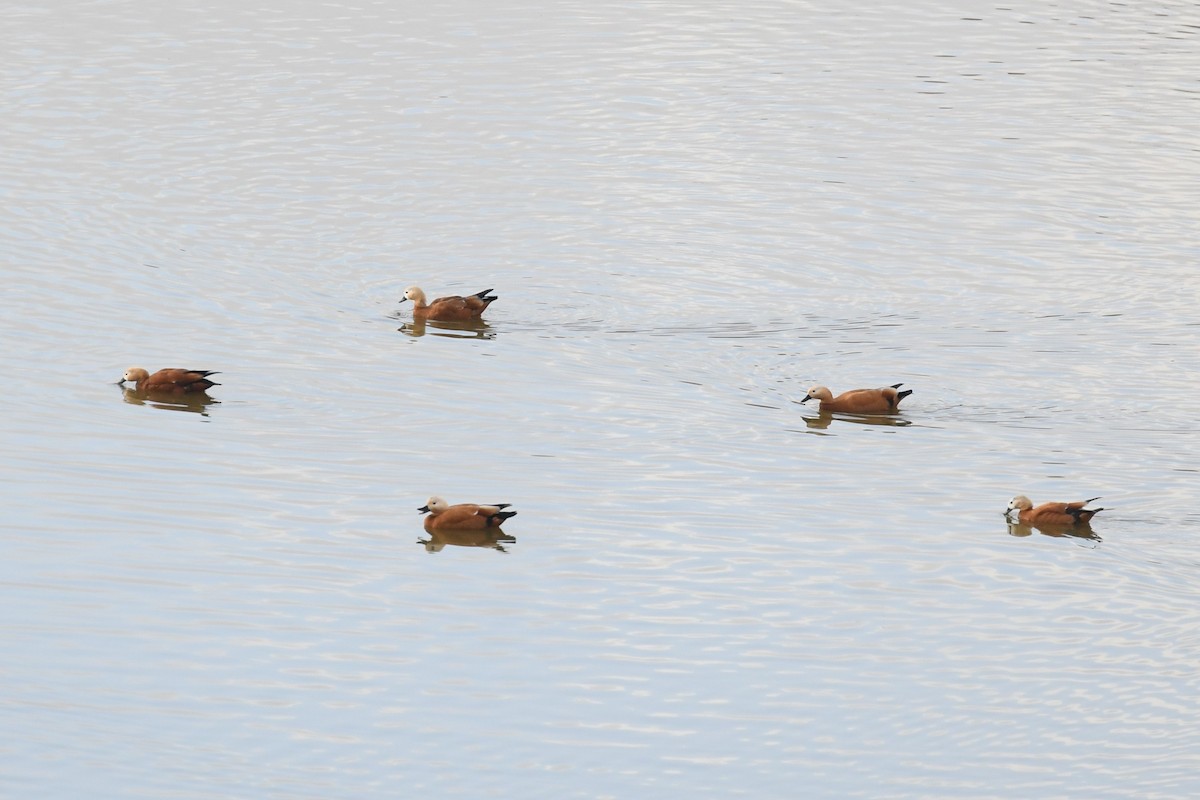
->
[489,510,518,526]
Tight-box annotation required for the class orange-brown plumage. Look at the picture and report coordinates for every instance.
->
[120,367,220,394]
[400,286,497,322]
[418,496,517,532]
[800,384,911,414]
[1006,495,1104,526]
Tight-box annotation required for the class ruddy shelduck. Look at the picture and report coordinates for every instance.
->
[1005,495,1104,526]
[399,286,497,322]
[800,383,911,414]
[119,367,220,394]
[418,496,517,532]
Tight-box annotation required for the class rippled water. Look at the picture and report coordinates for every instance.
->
[3,1,1199,797]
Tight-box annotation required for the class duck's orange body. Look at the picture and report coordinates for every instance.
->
[400,287,497,322]
[800,384,911,414]
[120,367,220,394]
[1006,495,1103,526]
[418,496,517,532]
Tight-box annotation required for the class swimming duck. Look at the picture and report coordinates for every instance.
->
[800,383,911,414]
[399,287,497,321]
[417,496,517,531]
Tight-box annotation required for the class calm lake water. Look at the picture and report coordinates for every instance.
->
[3,1,1199,797]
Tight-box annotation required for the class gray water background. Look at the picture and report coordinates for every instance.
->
[2,1,1199,797]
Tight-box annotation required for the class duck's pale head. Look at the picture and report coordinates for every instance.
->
[1006,495,1033,515]
[800,386,832,404]
[418,495,448,515]
[400,286,427,305]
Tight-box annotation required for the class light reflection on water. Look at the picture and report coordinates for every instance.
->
[3,0,1200,797]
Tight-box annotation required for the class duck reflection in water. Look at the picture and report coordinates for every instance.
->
[1005,519,1101,543]
[120,386,220,415]
[397,316,495,340]
[797,410,913,430]
[418,528,517,553]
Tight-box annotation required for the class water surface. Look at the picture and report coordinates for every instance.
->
[2,1,1199,797]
